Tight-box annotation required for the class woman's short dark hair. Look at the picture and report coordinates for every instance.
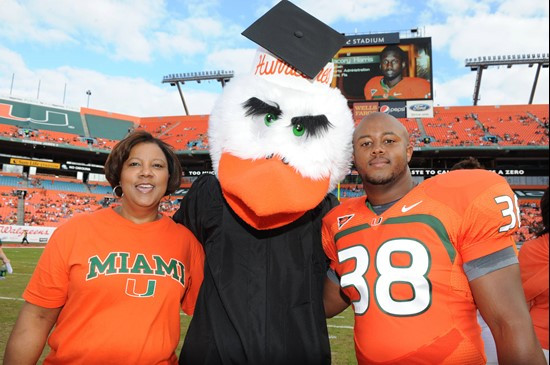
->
[104,131,182,196]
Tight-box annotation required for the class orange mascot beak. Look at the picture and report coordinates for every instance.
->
[218,152,330,230]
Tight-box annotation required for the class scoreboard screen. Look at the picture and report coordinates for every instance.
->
[333,36,433,103]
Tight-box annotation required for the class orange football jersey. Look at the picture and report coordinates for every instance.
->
[322,169,520,364]
[363,76,431,100]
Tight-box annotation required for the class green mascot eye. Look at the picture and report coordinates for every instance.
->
[264,113,277,126]
[293,124,305,137]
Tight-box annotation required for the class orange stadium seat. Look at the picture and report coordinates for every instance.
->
[138,115,209,151]
[398,118,423,143]
[422,106,487,147]
[0,175,184,227]
[0,123,19,138]
[473,105,548,146]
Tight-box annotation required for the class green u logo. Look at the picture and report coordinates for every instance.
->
[125,278,157,297]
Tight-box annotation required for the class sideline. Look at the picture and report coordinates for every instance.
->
[0,296,24,301]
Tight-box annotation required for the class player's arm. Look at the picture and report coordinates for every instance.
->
[470,264,546,365]
[0,247,10,264]
[4,301,61,364]
[323,270,350,318]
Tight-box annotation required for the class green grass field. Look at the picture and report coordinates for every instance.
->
[0,247,357,364]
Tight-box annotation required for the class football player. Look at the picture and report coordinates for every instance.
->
[322,112,546,364]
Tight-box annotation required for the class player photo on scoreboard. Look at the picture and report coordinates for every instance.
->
[333,37,433,102]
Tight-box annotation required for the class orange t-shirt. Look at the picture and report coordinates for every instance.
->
[24,207,205,364]
[519,233,549,349]
[322,169,519,364]
[364,76,431,100]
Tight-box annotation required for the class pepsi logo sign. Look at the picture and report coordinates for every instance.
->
[379,105,406,113]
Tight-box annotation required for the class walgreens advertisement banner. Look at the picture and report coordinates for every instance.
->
[0,225,57,243]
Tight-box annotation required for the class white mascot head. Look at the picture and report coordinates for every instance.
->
[208,1,354,230]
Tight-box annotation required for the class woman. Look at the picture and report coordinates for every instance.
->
[4,131,204,364]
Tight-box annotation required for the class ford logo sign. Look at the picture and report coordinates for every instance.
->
[409,104,430,111]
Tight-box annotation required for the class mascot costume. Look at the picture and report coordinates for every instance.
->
[174,1,354,363]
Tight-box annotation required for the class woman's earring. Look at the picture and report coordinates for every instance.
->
[113,185,124,198]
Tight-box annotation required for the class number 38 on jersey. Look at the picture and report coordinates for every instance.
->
[336,193,520,316]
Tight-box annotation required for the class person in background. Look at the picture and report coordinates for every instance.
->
[450,156,484,170]
[363,45,431,100]
[0,239,14,279]
[4,131,204,364]
[21,230,29,245]
[519,186,549,363]
[450,156,499,364]
[322,112,546,364]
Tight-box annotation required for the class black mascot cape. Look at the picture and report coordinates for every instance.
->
[174,1,354,363]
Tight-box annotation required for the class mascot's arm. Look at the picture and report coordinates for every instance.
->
[316,193,350,318]
[318,193,339,217]
[173,174,222,244]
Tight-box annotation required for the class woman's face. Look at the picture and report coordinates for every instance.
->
[119,142,169,215]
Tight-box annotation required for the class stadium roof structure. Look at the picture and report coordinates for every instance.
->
[162,70,234,115]
[465,53,549,106]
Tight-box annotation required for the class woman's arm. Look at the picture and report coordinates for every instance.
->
[4,302,62,365]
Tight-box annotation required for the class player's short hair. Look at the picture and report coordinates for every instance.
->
[450,157,484,170]
[104,130,182,196]
[380,45,406,62]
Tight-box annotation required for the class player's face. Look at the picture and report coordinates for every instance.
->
[119,142,169,214]
[353,117,412,186]
[380,51,404,81]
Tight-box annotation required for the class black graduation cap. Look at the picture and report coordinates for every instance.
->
[242,0,346,79]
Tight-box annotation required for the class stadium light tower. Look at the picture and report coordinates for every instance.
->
[465,53,549,105]
[162,70,234,115]
[86,90,92,108]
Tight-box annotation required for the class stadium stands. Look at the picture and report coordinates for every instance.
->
[516,199,544,243]
[3,97,546,151]
[138,115,209,150]
[88,182,114,195]
[399,118,425,145]
[421,107,487,147]
[0,98,547,243]
[0,173,183,227]
[0,174,24,187]
[472,105,549,146]
[396,105,549,147]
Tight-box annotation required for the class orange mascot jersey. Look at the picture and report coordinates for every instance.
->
[364,76,431,100]
[322,170,519,364]
[24,207,204,364]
